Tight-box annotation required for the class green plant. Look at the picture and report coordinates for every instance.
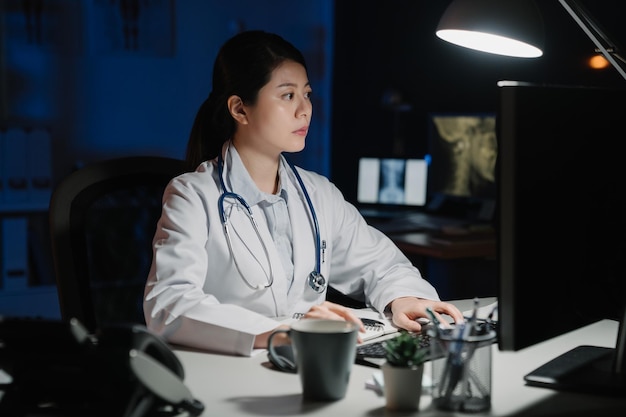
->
[383,330,428,368]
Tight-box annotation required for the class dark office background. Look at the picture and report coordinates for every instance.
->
[1,0,625,319]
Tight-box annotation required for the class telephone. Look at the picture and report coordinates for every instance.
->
[0,316,204,416]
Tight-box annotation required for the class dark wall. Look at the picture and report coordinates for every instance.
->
[331,0,626,204]
[0,0,334,320]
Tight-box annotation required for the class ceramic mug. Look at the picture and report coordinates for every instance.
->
[267,319,359,401]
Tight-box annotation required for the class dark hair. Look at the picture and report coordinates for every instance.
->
[185,30,307,170]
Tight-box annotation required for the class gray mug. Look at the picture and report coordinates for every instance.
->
[267,319,359,401]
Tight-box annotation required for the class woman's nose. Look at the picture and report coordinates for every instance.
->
[298,100,312,118]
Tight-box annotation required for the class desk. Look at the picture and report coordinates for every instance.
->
[391,231,496,260]
[389,232,497,300]
[174,298,626,416]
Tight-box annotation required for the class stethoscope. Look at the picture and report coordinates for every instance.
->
[217,152,327,293]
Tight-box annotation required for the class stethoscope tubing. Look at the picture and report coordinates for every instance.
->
[285,159,321,275]
[216,151,325,292]
[218,189,275,290]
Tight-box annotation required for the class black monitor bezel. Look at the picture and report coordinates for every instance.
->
[495,80,626,395]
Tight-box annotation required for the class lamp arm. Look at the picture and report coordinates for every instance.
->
[608,52,626,66]
[559,0,626,82]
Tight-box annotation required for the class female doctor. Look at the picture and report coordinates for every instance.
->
[143,30,464,356]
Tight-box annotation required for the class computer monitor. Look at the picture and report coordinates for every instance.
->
[496,81,626,395]
[356,157,428,217]
[426,112,497,221]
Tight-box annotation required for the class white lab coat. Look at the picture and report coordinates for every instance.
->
[144,146,440,356]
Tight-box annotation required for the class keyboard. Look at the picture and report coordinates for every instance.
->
[355,320,498,366]
[356,332,432,359]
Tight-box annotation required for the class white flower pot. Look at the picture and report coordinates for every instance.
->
[381,362,424,411]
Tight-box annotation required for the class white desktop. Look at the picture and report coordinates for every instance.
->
[173,298,626,416]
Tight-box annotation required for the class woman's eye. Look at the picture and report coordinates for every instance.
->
[284,93,294,100]
[305,91,313,99]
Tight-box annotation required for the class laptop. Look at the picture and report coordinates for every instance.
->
[356,157,428,219]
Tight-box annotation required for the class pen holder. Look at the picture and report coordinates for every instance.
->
[429,325,496,413]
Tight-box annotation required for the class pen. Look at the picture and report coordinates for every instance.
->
[440,322,466,400]
[425,307,444,338]
[425,307,439,326]
[360,318,385,331]
[486,304,497,328]
[360,318,384,327]
[293,313,384,328]
[467,297,479,337]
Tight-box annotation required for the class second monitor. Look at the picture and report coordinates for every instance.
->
[357,157,428,208]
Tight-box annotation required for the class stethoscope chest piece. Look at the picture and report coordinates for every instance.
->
[308,271,326,293]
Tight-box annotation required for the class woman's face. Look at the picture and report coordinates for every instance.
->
[238,60,312,156]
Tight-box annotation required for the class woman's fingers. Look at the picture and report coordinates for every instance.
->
[304,302,366,333]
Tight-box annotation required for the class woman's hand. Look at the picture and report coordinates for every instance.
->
[254,324,290,349]
[254,301,368,348]
[300,301,367,341]
[388,297,465,333]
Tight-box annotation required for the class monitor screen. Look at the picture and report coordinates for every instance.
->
[496,81,626,395]
[427,113,497,199]
[357,157,428,207]
[426,113,497,221]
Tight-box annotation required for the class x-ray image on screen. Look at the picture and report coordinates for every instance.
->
[428,114,497,199]
[357,157,427,206]
[378,159,406,204]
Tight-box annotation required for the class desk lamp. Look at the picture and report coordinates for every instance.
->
[436,0,626,82]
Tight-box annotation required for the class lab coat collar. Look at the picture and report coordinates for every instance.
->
[222,143,297,208]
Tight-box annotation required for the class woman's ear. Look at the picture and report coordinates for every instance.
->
[227,95,248,125]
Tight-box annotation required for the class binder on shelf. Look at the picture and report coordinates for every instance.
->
[1,217,29,291]
[0,129,5,204]
[27,128,53,206]
[2,128,29,204]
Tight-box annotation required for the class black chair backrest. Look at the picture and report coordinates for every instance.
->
[49,156,186,332]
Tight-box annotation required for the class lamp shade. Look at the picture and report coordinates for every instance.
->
[436,0,545,58]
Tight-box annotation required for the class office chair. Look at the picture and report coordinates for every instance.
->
[49,156,187,332]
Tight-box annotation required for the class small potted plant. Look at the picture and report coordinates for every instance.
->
[381,330,429,411]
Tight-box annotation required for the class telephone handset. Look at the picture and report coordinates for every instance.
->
[96,321,185,378]
[0,317,204,416]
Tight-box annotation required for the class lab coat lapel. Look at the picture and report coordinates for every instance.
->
[286,172,322,307]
